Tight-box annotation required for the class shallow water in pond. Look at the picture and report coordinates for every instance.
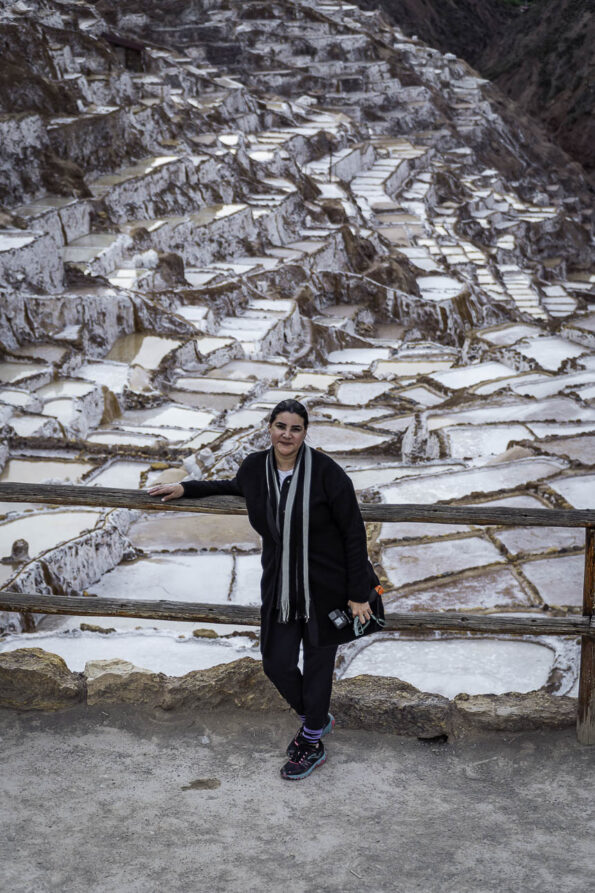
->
[0,510,102,559]
[0,458,95,484]
[107,334,181,369]
[0,630,258,675]
[339,638,555,698]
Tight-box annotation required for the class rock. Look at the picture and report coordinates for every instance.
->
[79,623,116,634]
[84,656,287,712]
[192,628,218,639]
[84,658,166,706]
[332,674,450,737]
[162,657,286,712]
[0,648,84,710]
[451,691,577,734]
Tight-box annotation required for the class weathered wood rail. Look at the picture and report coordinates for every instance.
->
[0,482,594,744]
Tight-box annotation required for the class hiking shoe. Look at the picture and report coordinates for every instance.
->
[286,713,335,760]
[280,740,326,781]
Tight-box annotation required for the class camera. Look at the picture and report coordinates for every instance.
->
[328,608,351,629]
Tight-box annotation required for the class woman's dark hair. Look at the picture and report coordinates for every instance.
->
[269,399,309,429]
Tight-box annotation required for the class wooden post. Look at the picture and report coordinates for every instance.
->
[577,527,595,744]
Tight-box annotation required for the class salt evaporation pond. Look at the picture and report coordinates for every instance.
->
[0,510,102,558]
[340,638,554,698]
[90,554,234,603]
[0,631,258,675]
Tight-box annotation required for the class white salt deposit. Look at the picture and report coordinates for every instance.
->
[547,474,595,510]
[380,458,566,503]
[87,461,150,490]
[515,337,586,371]
[443,424,533,458]
[306,423,389,452]
[340,637,554,698]
[429,362,514,390]
[0,630,257,675]
[382,536,505,587]
[335,381,394,404]
[90,554,234,603]
[0,510,102,559]
[520,554,585,607]
[495,526,584,556]
[0,457,95,484]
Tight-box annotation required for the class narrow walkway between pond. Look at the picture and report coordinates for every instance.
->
[1,706,593,893]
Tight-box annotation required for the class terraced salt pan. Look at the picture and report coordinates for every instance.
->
[427,397,594,429]
[547,474,595,510]
[90,554,234,603]
[378,521,472,542]
[521,554,585,607]
[348,463,463,492]
[429,362,514,390]
[308,406,392,425]
[527,422,595,439]
[174,376,254,396]
[76,361,129,392]
[306,423,390,452]
[129,513,259,552]
[224,408,268,429]
[0,361,49,384]
[87,430,164,448]
[374,359,454,379]
[0,457,96,484]
[0,510,102,559]
[231,554,262,605]
[478,324,544,346]
[119,405,214,430]
[209,360,288,382]
[514,336,587,371]
[335,380,394,404]
[533,435,595,465]
[327,348,391,365]
[0,631,257,675]
[508,371,594,400]
[0,388,35,408]
[107,334,182,369]
[417,275,465,301]
[340,638,554,698]
[290,372,340,391]
[87,461,151,490]
[390,567,531,612]
[495,526,584,556]
[473,372,551,396]
[443,424,533,458]
[395,385,445,407]
[380,458,567,503]
[382,536,505,588]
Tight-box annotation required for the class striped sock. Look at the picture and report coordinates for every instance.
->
[299,715,306,723]
[302,725,323,745]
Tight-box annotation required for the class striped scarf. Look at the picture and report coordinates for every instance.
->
[265,443,312,623]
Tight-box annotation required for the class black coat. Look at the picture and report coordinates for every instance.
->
[181,449,379,653]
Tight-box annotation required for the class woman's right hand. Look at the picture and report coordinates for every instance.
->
[147,483,184,502]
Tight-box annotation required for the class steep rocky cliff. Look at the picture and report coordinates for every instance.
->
[362,0,595,178]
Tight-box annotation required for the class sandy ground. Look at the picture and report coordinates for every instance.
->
[1,705,594,893]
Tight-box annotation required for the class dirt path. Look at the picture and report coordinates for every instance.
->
[1,706,593,893]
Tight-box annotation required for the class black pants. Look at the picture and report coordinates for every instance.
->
[262,617,338,730]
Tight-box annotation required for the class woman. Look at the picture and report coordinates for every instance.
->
[148,399,382,781]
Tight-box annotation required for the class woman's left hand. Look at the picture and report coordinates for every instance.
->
[348,600,372,623]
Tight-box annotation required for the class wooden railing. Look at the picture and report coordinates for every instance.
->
[0,482,593,744]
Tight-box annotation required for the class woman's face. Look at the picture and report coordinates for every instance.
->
[269,411,307,466]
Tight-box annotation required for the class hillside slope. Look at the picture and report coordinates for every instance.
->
[363,0,594,177]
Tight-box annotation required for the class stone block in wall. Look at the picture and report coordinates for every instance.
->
[332,674,451,738]
[451,691,576,734]
[0,648,84,710]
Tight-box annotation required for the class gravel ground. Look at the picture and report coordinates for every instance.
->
[1,705,594,893]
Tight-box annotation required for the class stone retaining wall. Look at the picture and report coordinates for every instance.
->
[0,647,577,739]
